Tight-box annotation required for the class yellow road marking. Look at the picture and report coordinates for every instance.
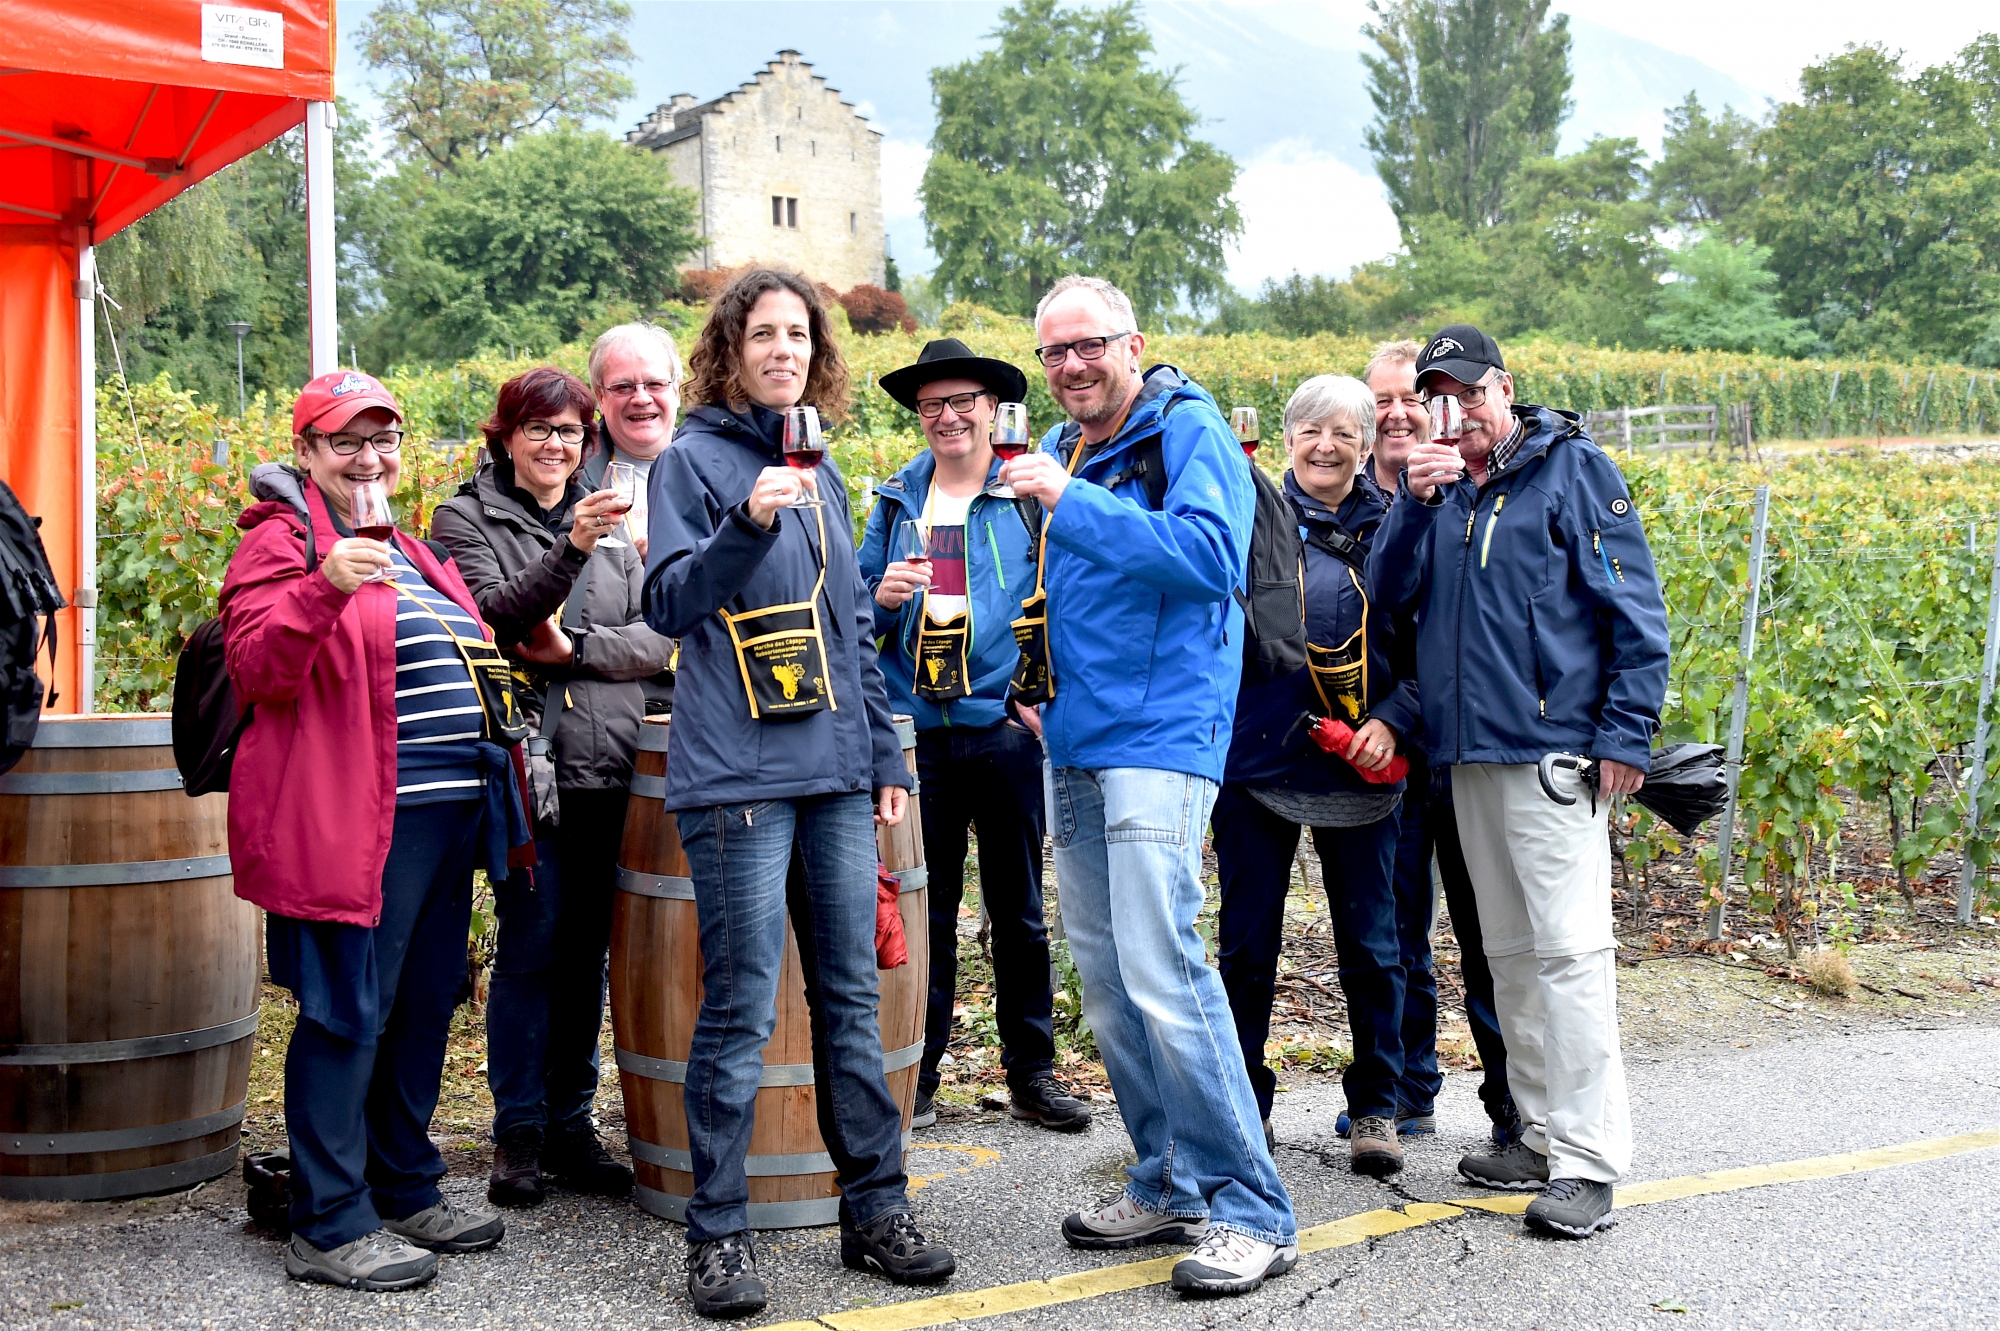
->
[756,1128,2000,1331]
[905,1144,1001,1195]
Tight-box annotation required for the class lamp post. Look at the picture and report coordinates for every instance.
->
[225,321,252,415]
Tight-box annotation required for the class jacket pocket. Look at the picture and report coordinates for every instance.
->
[1526,600,1550,721]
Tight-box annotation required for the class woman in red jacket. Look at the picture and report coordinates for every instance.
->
[220,371,530,1292]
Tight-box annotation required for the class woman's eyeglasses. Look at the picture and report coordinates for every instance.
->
[519,421,589,444]
[311,429,404,456]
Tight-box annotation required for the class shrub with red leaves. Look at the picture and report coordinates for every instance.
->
[840,284,917,335]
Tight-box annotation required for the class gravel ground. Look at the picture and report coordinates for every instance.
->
[6,998,1998,1330]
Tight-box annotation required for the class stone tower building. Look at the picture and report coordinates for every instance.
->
[627,50,885,291]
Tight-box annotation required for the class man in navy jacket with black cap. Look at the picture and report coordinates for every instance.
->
[1370,325,1669,1241]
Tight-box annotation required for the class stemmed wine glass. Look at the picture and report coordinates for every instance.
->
[600,461,637,548]
[783,405,825,508]
[899,520,931,574]
[350,480,399,583]
[1430,393,1466,447]
[992,402,1031,498]
[1231,406,1260,458]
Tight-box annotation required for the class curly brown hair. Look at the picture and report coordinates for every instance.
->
[683,268,852,422]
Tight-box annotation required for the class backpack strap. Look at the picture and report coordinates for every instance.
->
[1303,522,1367,572]
[1103,436,1169,511]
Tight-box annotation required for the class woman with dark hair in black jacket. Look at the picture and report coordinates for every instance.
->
[430,366,675,1209]
[640,269,955,1317]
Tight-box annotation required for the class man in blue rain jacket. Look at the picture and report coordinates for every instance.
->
[1000,275,1298,1298]
[1369,324,1669,1242]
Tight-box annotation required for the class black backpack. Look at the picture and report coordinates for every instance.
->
[0,479,67,773]
[172,475,317,795]
[1084,412,1308,686]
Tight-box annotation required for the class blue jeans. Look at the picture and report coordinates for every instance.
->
[1397,754,1511,1121]
[675,792,908,1242]
[486,786,627,1138]
[1211,783,1405,1123]
[1046,765,1297,1247]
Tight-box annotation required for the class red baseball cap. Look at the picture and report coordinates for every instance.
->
[292,370,404,436]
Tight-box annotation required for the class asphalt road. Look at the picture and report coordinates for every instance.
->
[7,1020,1998,1330]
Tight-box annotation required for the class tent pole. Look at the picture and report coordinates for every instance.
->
[75,242,97,714]
[305,101,337,378]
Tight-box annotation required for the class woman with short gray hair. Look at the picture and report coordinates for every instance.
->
[1210,372,1424,1177]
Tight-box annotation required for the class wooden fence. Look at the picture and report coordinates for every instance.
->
[1582,404,1720,452]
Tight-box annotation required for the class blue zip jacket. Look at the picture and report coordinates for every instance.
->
[640,403,910,810]
[1224,469,1420,793]
[856,451,1039,731]
[1368,405,1669,770]
[1040,365,1253,783]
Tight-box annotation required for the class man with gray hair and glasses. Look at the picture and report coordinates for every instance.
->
[999,274,1298,1296]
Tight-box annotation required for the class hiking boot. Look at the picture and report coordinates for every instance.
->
[1349,1115,1405,1177]
[1458,1139,1550,1191]
[487,1125,544,1208]
[542,1123,633,1198]
[1010,1072,1092,1132]
[384,1199,506,1253]
[1061,1192,1206,1251]
[911,1090,938,1129]
[1490,1094,1524,1148]
[284,1229,438,1291]
[686,1233,767,1319]
[1524,1177,1617,1238]
[1336,1109,1435,1139]
[1170,1225,1299,1296]
[840,1210,956,1285]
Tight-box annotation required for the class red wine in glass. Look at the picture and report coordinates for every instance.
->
[349,480,400,582]
[992,440,1028,462]
[782,406,825,506]
[784,446,825,471]
[356,525,395,542]
[993,403,1030,496]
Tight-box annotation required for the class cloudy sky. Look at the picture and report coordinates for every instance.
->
[333,0,2000,291]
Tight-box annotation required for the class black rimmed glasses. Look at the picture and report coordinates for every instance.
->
[1032,330,1135,368]
[914,391,994,420]
[519,420,590,444]
[1422,376,1495,410]
[311,428,404,456]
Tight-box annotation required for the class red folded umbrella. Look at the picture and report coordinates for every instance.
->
[875,862,908,969]
[1300,713,1410,785]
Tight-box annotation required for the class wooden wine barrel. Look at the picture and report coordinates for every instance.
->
[0,715,259,1200]
[610,715,928,1228]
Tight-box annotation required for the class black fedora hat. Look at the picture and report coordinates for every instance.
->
[878,338,1028,412]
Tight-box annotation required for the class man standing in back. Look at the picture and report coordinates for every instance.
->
[1001,275,1298,1297]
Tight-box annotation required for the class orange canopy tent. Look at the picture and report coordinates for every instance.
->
[0,0,336,711]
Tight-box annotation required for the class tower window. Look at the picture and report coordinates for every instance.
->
[774,135,781,153]
[787,197,798,228]
[811,140,817,157]
[849,212,857,236]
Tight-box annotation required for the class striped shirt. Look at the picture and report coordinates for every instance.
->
[389,545,486,804]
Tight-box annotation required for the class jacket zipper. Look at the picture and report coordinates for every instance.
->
[1479,494,1506,568]
[1527,601,1547,718]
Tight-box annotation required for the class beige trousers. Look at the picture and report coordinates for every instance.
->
[1453,761,1631,1183]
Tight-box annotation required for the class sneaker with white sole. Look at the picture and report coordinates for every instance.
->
[284,1229,438,1291]
[1524,1177,1617,1238]
[384,1198,506,1253]
[1170,1226,1299,1296]
[1060,1192,1206,1251]
[910,1090,938,1129]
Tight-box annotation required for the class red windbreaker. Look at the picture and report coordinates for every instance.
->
[219,479,503,925]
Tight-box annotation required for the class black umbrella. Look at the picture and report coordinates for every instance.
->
[1536,743,1728,836]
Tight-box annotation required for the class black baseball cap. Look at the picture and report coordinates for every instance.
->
[1415,325,1506,391]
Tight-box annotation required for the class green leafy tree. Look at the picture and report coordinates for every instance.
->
[920,0,1242,323]
[361,0,635,174]
[1650,92,1763,240]
[1755,40,2000,359]
[1362,0,1573,232]
[370,130,698,365]
[1490,136,1664,346]
[1646,237,1815,355]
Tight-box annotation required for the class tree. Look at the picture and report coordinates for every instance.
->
[1362,0,1573,232]
[1755,41,2000,359]
[920,0,1242,323]
[1646,237,1815,355]
[838,285,916,335]
[370,131,698,364]
[1650,92,1763,240]
[1490,136,1663,346]
[361,0,634,174]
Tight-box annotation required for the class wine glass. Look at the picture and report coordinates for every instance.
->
[349,480,399,583]
[600,461,637,548]
[899,520,930,569]
[782,405,825,508]
[1430,393,1466,446]
[1231,406,1260,458]
[992,402,1030,498]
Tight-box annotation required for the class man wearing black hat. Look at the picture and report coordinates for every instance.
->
[1369,325,1669,1241]
[859,339,1092,1135]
